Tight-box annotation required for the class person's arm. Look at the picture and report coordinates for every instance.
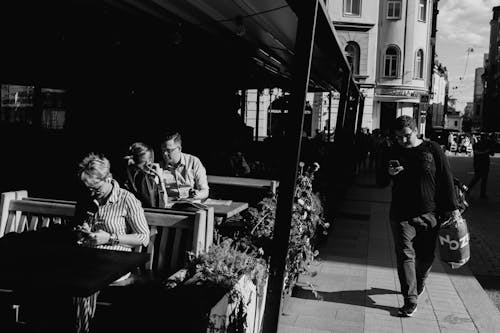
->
[432,142,459,216]
[87,194,150,248]
[191,157,209,200]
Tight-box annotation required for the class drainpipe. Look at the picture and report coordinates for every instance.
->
[402,0,409,86]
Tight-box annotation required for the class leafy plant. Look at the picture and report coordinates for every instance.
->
[235,161,330,294]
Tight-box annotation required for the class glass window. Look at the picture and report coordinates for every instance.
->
[387,0,402,19]
[345,42,360,75]
[1,84,35,125]
[41,88,67,130]
[418,0,427,22]
[344,0,361,16]
[415,49,424,79]
[384,47,399,77]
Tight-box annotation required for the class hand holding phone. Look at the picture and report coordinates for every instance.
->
[389,160,400,168]
[388,159,403,176]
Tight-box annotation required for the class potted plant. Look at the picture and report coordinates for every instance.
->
[235,162,330,299]
[164,237,268,333]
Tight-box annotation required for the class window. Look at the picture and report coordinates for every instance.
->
[1,84,35,125]
[344,0,361,16]
[415,49,424,79]
[418,0,427,22]
[387,0,401,19]
[41,88,67,130]
[345,42,360,75]
[384,46,399,77]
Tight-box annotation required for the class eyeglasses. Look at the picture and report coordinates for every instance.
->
[395,130,414,141]
[162,146,180,154]
[85,179,106,193]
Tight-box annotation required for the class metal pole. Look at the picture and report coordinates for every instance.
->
[262,0,318,332]
[256,88,261,141]
[356,95,365,134]
[327,91,332,142]
[334,74,351,142]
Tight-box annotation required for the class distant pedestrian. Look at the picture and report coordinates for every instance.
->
[378,116,460,317]
[467,133,494,198]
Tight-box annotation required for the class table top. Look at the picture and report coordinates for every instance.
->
[0,227,149,297]
[207,175,279,189]
[204,200,249,218]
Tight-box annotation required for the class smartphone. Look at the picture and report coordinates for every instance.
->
[389,160,400,168]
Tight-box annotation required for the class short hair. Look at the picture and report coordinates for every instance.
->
[128,142,153,164]
[392,115,417,131]
[78,153,112,180]
[161,131,182,146]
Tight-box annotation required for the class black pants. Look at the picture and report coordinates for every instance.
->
[390,212,439,305]
[468,166,489,197]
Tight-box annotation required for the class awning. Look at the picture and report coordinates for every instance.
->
[103,0,360,94]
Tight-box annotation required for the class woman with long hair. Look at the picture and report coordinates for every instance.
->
[124,142,168,208]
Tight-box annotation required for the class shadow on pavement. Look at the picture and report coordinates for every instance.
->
[292,286,401,317]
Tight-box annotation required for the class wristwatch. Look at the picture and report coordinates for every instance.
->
[109,233,119,246]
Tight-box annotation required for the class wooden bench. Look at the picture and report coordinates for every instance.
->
[207,175,279,194]
[0,191,214,275]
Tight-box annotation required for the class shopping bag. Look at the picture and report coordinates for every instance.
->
[438,216,470,269]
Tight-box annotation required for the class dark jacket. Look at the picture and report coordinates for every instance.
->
[377,140,458,221]
[124,165,164,208]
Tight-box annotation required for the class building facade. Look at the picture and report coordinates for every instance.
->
[484,6,500,132]
[327,0,379,131]
[472,67,485,130]
[374,0,436,134]
[428,61,448,128]
[326,0,438,134]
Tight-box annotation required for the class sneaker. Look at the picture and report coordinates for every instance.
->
[398,303,417,317]
[417,284,425,297]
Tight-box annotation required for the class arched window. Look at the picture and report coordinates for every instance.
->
[418,0,427,22]
[415,49,424,79]
[345,42,360,75]
[384,46,399,77]
[344,0,361,16]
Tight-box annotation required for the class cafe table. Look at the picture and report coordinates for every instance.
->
[203,199,249,219]
[0,227,149,333]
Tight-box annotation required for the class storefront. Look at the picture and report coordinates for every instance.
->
[374,86,429,133]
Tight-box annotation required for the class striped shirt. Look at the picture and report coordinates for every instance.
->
[92,180,150,251]
[160,152,209,199]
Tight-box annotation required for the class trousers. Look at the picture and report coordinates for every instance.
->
[390,212,439,304]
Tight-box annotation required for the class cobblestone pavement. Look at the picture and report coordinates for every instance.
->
[447,152,500,310]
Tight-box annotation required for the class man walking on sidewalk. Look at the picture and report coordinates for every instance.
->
[378,116,461,317]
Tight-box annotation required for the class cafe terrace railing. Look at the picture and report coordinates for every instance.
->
[0,190,214,274]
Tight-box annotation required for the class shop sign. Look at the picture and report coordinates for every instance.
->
[376,88,426,98]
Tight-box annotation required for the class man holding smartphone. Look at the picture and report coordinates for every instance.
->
[378,116,460,317]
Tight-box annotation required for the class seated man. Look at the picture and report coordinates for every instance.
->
[160,132,209,200]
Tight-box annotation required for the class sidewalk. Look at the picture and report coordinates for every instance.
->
[278,171,500,333]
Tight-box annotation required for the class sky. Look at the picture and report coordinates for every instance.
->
[436,0,500,112]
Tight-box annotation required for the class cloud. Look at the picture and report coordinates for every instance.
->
[437,0,497,46]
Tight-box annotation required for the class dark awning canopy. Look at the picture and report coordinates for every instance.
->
[102,0,360,94]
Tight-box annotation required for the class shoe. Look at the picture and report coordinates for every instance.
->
[417,284,425,297]
[398,303,417,317]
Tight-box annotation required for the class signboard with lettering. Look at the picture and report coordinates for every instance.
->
[376,88,427,98]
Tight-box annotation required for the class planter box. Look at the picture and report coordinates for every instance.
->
[208,275,267,333]
[166,270,268,333]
